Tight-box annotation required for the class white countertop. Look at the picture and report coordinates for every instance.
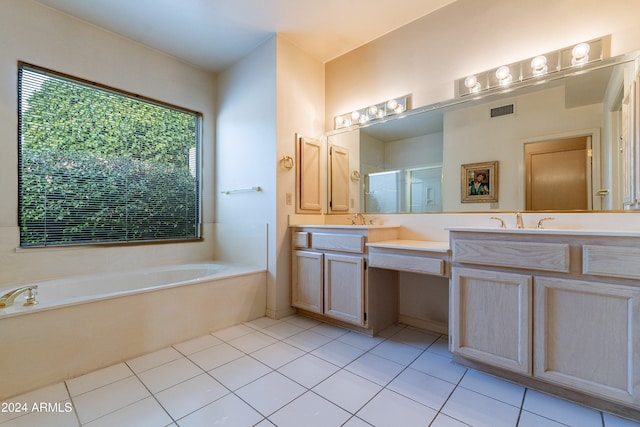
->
[446,227,640,237]
[366,239,450,253]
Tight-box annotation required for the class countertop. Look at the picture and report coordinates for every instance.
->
[446,227,640,237]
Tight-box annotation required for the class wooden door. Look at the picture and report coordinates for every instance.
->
[324,253,364,325]
[450,267,532,374]
[291,250,323,314]
[525,137,589,210]
[534,276,640,405]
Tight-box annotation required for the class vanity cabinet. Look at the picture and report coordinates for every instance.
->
[534,276,640,406]
[449,229,640,414]
[324,253,365,324]
[450,267,531,375]
[290,225,399,331]
[291,250,323,313]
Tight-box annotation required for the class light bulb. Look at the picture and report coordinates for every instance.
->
[335,116,344,126]
[387,99,398,110]
[464,75,481,92]
[572,43,590,60]
[464,75,478,88]
[571,42,590,65]
[368,105,378,116]
[495,66,512,85]
[351,110,360,121]
[531,56,548,74]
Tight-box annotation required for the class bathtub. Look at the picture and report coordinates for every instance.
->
[0,262,267,400]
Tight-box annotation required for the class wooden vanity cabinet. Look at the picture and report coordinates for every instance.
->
[291,226,398,331]
[450,230,640,414]
[291,250,323,314]
[450,267,532,375]
[535,276,640,406]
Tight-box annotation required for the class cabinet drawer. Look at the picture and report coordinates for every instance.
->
[453,239,569,272]
[292,231,310,248]
[369,252,445,276]
[583,245,640,279]
[312,233,365,253]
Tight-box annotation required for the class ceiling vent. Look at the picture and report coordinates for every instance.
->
[490,104,515,118]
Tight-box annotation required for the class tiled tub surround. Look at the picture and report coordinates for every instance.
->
[1,315,638,426]
[0,263,267,400]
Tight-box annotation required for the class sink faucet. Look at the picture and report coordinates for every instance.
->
[536,217,555,229]
[0,285,38,307]
[490,217,506,228]
[515,212,524,229]
[352,213,367,225]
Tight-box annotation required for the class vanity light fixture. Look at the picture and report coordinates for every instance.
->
[455,36,608,97]
[334,95,410,129]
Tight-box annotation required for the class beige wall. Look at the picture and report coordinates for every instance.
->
[0,1,217,286]
[216,35,324,319]
[325,0,640,126]
[275,36,325,318]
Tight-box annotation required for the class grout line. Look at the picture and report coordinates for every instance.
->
[63,381,83,427]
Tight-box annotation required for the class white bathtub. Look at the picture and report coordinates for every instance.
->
[0,262,267,400]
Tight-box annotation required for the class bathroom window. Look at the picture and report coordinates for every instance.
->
[17,63,202,247]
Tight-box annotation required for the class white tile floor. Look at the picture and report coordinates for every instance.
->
[1,315,639,427]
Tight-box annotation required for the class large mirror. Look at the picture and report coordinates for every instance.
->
[327,52,639,213]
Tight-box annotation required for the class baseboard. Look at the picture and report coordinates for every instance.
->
[266,306,296,320]
[399,314,448,335]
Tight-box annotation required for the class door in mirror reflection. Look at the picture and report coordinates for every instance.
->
[525,136,590,210]
[330,144,350,212]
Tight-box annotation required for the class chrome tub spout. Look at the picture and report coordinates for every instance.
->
[0,285,38,307]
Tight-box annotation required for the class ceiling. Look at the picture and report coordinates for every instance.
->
[35,0,457,72]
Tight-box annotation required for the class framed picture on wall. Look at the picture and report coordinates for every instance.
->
[461,161,498,203]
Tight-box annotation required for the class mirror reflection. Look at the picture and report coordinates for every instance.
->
[327,53,638,213]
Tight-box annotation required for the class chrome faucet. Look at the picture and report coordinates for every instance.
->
[0,285,38,308]
[352,213,367,225]
[515,212,524,229]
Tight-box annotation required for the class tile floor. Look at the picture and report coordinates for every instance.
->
[1,315,639,427]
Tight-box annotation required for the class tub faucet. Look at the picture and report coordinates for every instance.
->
[515,212,524,229]
[0,285,38,307]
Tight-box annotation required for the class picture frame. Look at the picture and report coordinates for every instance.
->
[461,161,498,203]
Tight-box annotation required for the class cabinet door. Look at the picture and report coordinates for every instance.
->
[324,253,364,325]
[450,267,532,374]
[291,250,323,314]
[534,276,640,405]
[329,145,350,212]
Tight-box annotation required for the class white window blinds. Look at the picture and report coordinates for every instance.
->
[18,63,201,247]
